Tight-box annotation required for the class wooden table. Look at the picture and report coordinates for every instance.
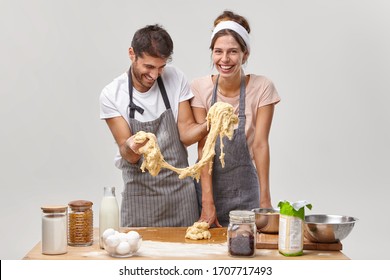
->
[23,227,349,260]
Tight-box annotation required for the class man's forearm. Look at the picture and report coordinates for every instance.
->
[179,122,208,146]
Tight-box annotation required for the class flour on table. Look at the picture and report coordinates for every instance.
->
[137,241,227,258]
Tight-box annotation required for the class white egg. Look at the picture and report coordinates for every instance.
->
[116,241,131,255]
[105,234,120,248]
[102,228,116,241]
[117,232,128,242]
[104,243,117,254]
[128,238,139,251]
[126,230,140,240]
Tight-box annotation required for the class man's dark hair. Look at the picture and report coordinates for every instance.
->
[131,24,174,60]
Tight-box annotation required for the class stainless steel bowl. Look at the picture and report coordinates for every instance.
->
[252,208,280,233]
[304,214,358,243]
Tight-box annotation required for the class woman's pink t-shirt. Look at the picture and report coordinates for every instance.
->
[191,74,281,160]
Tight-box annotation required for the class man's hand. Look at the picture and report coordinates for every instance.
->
[126,135,148,155]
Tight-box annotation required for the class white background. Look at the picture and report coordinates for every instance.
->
[1,0,389,260]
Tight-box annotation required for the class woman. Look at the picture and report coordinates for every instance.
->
[191,10,281,227]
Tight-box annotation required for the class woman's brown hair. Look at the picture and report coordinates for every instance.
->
[210,10,251,53]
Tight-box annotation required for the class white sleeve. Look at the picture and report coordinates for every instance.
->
[176,67,194,103]
[99,87,121,119]
[180,78,194,103]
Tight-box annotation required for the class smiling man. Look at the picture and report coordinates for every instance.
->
[100,24,207,227]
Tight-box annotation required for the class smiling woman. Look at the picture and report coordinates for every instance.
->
[190,10,281,228]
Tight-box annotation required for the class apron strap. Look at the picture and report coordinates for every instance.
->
[238,75,246,118]
[128,67,171,119]
[211,75,220,105]
[157,77,171,110]
[128,68,145,119]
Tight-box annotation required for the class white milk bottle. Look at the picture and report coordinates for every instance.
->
[99,186,119,249]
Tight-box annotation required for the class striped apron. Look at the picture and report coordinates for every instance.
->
[196,75,260,226]
[120,73,199,227]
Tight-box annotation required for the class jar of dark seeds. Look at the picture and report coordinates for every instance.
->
[227,210,256,257]
[68,200,93,246]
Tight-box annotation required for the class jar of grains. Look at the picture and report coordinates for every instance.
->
[68,200,93,246]
[227,210,256,257]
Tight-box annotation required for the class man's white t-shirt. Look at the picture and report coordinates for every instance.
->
[99,65,193,168]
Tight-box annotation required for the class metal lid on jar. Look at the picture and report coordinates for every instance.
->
[41,205,68,213]
[68,200,93,210]
[229,210,255,223]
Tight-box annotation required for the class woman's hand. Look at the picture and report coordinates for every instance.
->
[199,202,222,227]
[260,200,273,209]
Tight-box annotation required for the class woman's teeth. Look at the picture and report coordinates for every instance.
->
[220,65,233,70]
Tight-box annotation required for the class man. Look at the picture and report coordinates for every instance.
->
[100,24,207,227]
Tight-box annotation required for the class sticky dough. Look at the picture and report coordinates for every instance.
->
[133,101,238,181]
[185,222,211,240]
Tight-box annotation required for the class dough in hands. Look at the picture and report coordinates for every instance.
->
[185,222,211,240]
[133,132,169,177]
[133,101,238,181]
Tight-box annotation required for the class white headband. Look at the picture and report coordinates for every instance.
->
[211,20,251,53]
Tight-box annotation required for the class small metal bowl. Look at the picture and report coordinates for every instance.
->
[252,208,280,233]
[304,214,358,243]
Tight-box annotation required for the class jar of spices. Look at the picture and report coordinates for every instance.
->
[41,205,68,255]
[227,210,256,257]
[68,200,93,246]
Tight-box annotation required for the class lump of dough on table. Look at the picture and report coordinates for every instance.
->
[185,222,211,240]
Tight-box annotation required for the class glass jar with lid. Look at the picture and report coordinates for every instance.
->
[68,200,93,246]
[41,205,68,255]
[227,210,256,257]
